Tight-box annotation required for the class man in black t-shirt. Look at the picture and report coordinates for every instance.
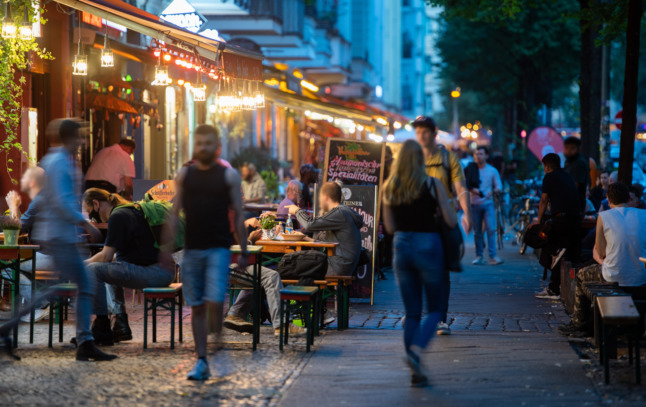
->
[535,153,581,300]
[563,137,590,213]
[83,189,175,345]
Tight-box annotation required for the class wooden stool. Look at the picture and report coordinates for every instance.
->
[279,286,319,352]
[47,283,77,348]
[596,296,641,384]
[142,283,183,350]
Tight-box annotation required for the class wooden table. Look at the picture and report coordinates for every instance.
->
[0,244,40,347]
[640,257,646,267]
[230,245,263,350]
[256,240,338,257]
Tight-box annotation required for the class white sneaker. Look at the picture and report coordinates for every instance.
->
[187,358,211,381]
[489,256,504,265]
[323,311,336,326]
[20,306,49,323]
[436,322,451,335]
[472,257,485,265]
[535,288,560,300]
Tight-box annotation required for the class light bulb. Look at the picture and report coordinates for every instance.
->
[2,21,16,39]
[101,49,114,67]
[18,23,32,40]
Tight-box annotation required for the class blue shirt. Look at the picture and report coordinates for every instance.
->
[20,192,45,241]
[33,147,86,244]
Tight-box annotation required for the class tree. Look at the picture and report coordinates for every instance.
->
[430,0,580,151]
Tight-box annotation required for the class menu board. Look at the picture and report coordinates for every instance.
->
[341,185,378,304]
[323,138,385,187]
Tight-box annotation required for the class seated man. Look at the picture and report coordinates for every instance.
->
[288,182,363,276]
[3,167,55,321]
[224,218,305,336]
[83,188,175,345]
[559,183,646,336]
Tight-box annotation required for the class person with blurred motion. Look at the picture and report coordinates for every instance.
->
[85,139,136,200]
[34,119,115,361]
[535,153,580,300]
[382,140,457,387]
[412,115,471,336]
[163,124,248,381]
[466,146,503,265]
[563,137,590,213]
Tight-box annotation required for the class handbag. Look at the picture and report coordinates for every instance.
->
[427,177,464,272]
[276,250,328,285]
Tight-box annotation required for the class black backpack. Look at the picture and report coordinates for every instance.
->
[276,251,328,285]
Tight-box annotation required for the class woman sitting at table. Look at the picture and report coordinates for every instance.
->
[82,188,174,346]
[277,180,302,217]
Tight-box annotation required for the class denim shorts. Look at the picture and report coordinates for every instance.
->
[181,248,231,306]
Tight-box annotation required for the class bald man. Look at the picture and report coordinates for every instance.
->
[3,167,55,321]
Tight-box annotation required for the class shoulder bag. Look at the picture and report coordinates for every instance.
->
[427,177,464,272]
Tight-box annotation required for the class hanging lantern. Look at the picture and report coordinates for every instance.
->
[254,81,265,109]
[72,19,87,76]
[101,26,114,67]
[18,8,32,40]
[2,3,16,39]
[73,54,88,76]
[152,65,170,86]
[192,84,207,101]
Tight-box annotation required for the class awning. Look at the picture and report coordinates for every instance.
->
[53,0,263,80]
[265,87,381,129]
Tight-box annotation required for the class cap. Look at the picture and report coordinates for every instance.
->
[411,115,437,129]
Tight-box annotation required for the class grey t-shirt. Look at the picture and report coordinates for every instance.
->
[470,164,502,206]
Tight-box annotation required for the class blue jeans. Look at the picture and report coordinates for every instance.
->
[472,202,497,258]
[48,243,95,345]
[87,262,173,315]
[393,232,445,351]
[181,248,231,306]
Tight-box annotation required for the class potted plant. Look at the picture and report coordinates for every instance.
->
[1,216,22,246]
[259,214,277,240]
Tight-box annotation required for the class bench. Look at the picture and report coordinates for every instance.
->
[282,275,354,331]
[596,296,641,384]
[279,286,319,353]
[582,282,627,349]
[142,283,183,350]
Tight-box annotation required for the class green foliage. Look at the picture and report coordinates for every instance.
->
[260,169,279,201]
[0,1,53,183]
[259,214,276,230]
[429,0,580,141]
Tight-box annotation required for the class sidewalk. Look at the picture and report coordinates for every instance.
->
[1,242,645,406]
[275,243,646,407]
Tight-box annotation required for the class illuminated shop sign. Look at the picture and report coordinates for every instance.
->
[160,0,206,33]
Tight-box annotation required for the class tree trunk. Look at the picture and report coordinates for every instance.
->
[578,0,603,164]
[618,0,643,185]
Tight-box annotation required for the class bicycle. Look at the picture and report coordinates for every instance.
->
[504,195,540,254]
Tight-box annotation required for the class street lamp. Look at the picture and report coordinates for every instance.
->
[451,87,461,138]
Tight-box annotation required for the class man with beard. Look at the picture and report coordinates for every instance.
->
[240,163,267,204]
[163,124,248,380]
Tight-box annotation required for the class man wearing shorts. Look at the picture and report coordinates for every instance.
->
[164,124,248,380]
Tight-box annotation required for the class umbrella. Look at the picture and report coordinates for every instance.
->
[86,93,138,115]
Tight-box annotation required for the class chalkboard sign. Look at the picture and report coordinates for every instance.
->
[324,138,385,187]
[341,185,378,304]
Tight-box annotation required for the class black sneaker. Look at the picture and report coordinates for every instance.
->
[411,373,429,388]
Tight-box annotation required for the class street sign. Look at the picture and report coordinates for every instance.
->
[615,110,623,130]
[160,0,206,33]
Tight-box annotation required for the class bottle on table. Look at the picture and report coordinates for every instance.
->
[285,214,293,234]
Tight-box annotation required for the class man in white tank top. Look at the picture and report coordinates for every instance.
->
[560,183,646,335]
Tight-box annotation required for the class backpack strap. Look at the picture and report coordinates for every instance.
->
[439,145,456,196]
